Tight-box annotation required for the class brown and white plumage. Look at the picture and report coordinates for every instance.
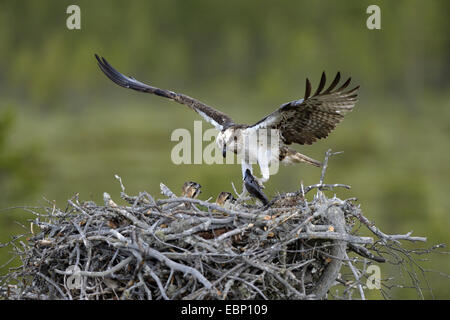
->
[181,181,202,199]
[95,54,359,201]
[278,146,322,167]
[215,191,236,209]
[95,54,234,131]
[250,72,359,145]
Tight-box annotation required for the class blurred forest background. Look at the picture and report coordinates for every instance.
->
[0,0,449,299]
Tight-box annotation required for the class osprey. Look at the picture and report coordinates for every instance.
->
[95,55,359,202]
[216,191,236,209]
[181,181,202,199]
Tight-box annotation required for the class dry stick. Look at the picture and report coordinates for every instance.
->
[157,197,258,219]
[270,149,351,203]
[274,203,373,248]
[228,275,269,300]
[55,256,133,277]
[287,258,316,272]
[115,174,126,193]
[138,273,152,300]
[296,231,373,244]
[294,149,348,195]
[345,252,366,300]
[160,183,177,198]
[348,243,386,263]
[215,223,254,243]
[262,210,302,238]
[242,257,310,299]
[294,203,329,235]
[1,148,435,300]
[303,183,351,194]
[121,278,146,300]
[37,272,67,299]
[127,243,213,290]
[311,206,348,299]
[143,265,169,300]
[104,194,151,230]
[71,220,92,300]
[164,269,175,291]
[184,263,245,300]
[352,208,427,243]
[116,175,154,206]
[163,221,214,241]
[222,279,235,299]
[320,149,340,184]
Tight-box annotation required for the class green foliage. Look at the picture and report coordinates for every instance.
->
[0,109,43,205]
[0,108,44,273]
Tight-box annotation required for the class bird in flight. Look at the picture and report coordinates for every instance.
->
[95,54,359,204]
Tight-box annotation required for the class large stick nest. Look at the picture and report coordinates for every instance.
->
[0,152,433,300]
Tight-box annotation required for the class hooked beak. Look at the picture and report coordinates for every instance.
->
[222,143,227,158]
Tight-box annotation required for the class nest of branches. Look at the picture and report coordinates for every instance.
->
[0,151,435,300]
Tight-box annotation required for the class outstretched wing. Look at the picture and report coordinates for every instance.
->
[249,72,359,145]
[95,54,234,130]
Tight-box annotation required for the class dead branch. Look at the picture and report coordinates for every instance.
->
[0,150,438,300]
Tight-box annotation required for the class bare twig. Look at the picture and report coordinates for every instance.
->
[0,149,436,300]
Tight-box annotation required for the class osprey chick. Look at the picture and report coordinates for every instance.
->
[216,191,236,208]
[181,181,201,199]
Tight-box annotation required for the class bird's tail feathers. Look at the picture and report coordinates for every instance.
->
[280,148,322,167]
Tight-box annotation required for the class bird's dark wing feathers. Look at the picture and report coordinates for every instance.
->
[250,72,359,145]
[95,54,234,130]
